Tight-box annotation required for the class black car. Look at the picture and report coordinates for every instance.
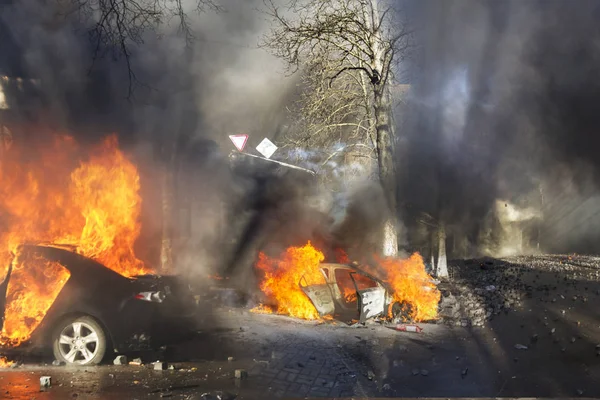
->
[0,244,198,365]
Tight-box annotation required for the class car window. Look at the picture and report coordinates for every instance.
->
[334,268,358,304]
[351,273,378,290]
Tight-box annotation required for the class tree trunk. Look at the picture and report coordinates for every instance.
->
[160,164,174,273]
[373,85,398,256]
[437,223,448,278]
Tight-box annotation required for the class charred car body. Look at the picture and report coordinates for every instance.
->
[0,245,198,365]
[301,263,400,323]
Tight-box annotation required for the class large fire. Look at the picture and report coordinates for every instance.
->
[0,133,149,346]
[252,242,325,320]
[371,253,441,321]
[252,242,440,322]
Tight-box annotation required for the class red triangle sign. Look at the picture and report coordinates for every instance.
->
[228,134,248,151]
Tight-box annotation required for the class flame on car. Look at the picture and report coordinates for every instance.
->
[0,133,151,346]
[252,242,440,322]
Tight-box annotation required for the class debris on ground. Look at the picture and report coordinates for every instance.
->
[200,392,237,400]
[420,369,429,376]
[461,368,469,378]
[234,369,247,379]
[394,324,423,333]
[153,361,168,370]
[514,344,528,350]
[129,358,143,366]
[39,376,51,390]
[51,360,65,366]
[227,357,234,362]
[113,355,128,365]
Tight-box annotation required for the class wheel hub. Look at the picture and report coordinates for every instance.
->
[58,322,99,364]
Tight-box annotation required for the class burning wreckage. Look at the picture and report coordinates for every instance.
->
[0,133,441,368]
[0,245,197,365]
[0,134,199,366]
[250,242,441,324]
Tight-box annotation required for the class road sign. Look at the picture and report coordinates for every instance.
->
[228,134,249,152]
[256,138,278,159]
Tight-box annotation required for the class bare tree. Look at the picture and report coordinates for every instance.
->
[262,0,411,255]
[54,0,222,96]
[282,55,378,193]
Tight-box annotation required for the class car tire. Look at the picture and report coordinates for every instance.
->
[52,315,107,366]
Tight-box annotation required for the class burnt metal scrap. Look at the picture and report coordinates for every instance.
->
[299,263,396,323]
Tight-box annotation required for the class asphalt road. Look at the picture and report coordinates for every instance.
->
[0,254,598,399]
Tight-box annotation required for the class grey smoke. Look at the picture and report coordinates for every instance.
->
[402,0,600,257]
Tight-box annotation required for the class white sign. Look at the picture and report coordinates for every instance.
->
[228,134,249,152]
[256,138,278,159]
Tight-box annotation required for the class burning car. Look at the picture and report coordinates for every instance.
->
[0,245,198,365]
[252,242,441,323]
[301,263,412,323]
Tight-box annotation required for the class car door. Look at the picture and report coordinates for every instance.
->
[299,269,335,316]
[350,272,386,323]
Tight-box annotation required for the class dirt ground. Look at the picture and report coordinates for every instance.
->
[0,254,599,399]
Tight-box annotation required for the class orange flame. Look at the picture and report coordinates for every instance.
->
[2,255,70,345]
[0,356,14,368]
[334,248,350,264]
[372,253,440,321]
[252,242,325,320]
[0,133,149,346]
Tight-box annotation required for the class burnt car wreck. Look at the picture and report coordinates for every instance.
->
[0,245,198,365]
[301,263,399,323]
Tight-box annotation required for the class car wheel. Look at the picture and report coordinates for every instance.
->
[52,316,107,365]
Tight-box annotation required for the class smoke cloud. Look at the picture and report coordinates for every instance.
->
[402,0,600,257]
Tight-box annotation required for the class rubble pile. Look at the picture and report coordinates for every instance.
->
[437,254,600,327]
[437,259,528,327]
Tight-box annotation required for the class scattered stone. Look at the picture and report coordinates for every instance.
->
[367,370,375,380]
[153,362,168,370]
[570,337,576,343]
[461,368,468,378]
[128,358,142,366]
[411,368,420,376]
[551,328,556,334]
[514,344,528,350]
[39,376,51,390]
[234,369,247,380]
[420,369,429,376]
[52,360,65,366]
[201,392,236,400]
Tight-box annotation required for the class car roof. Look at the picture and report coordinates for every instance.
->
[16,244,129,281]
[319,262,387,287]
